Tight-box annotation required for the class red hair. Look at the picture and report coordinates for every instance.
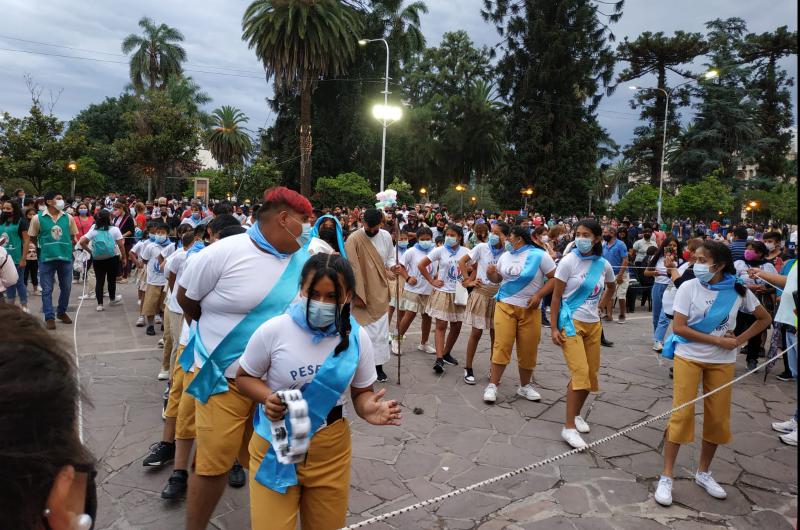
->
[262,187,312,217]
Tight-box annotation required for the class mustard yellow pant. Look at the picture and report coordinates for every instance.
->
[667,356,734,445]
[194,379,255,476]
[164,352,197,440]
[560,320,602,392]
[249,419,351,530]
[491,301,541,369]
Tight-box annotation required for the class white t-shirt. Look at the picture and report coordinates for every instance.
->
[401,246,434,295]
[775,262,797,326]
[368,228,396,268]
[427,245,469,293]
[165,249,188,314]
[83,226,123,257]
[239,314,377,409]
[663,262,691,316]
[143,242,172,286]
[554,252,615,323]
[496,247,556,308]
[652,257,672,285]
[672,279,760,363]
[131,240,148,257]
[734,260,777,287]
[179,233,293,378]
[468,243,505,286]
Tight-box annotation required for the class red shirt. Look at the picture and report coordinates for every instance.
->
[75,215,94,239]
[135,213,147,231]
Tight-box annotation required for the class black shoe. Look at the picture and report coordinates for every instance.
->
[746,358,758,371]
[161,470,188,499]
[433,358,444,374]
[776,371,796,382]
[669,367,673,379]
[143,441,175,467]
[442,353,459,366]
[601,339,614,347]
[542,316,551,327]
[146,325,156,336]
[376,366,388,382]
[228,461,246,488]
[463,368,476,385]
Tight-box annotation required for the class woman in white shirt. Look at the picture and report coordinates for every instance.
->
[733,240,778,370]
[550,219,616,449]
[418,223,470,374]
[78,210,126,311]
[645,236,681,352]
[483,225,556,403]
[236,254,401,530]
[394,227,436,354]
[458,221,510,385]
[654,241,771,507]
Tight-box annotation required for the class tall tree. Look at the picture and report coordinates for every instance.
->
[616,31,708,184]
[206,106,253,192]
[242,0,364,196]
[482,0,622,213]
[121,17,187,92]
[371,0,428,70]
[669,18,765,184]
[738,26,798,179]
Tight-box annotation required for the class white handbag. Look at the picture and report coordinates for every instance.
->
[454,281,468,306]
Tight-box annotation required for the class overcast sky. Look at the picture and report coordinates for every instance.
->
[1,0,796,153]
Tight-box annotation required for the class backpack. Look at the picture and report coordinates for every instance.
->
[92,228,116,260]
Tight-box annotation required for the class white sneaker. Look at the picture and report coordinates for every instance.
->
[483,383,498,403]
[654,476,673,506]
[78,294,93,300]
[136,315,145,327]
[158,338,164,347]
[110,295,123,306]
[516,383,541,401]
[695,471,727,499]
[21,305,29,314]
[391,339,400,355]
[772,417,797,434]
[417,342,436,354]
[652,341,664,352]
[561,428,587,449]
[96,305,104,312]
[574,416,590,434]
[157,370,170,381]
[780,429,797,446]
[155,315,162,325]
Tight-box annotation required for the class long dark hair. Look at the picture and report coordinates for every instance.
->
[510,225,535,247]
[1,198,23,224]
[700,241,746,296]
[648,235,681,268]
[575,218,603,256]
[300,253,356,355]
[94,208,112,230]
[0,305,93,530]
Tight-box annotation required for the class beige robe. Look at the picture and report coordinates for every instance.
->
[345,228,390,325]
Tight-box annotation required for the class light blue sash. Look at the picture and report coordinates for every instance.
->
[186,247,310,403]
[661,275,739,359]
[495,246,544,301]
[253,318,361,493]
[557,257,607,337]
[178,323,197,372]
[310,214,348,259]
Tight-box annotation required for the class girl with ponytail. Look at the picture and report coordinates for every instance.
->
[235,253,401,530]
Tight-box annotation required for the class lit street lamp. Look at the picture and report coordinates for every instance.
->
[455,184,466,213]
[521,188,533,212]
[748,200,758,223]
[359,38,401,192]
[419,187,428,202]
[629,68,718,225]
[67,160,78,199]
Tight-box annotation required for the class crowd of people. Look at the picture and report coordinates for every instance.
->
[0,184,797,529]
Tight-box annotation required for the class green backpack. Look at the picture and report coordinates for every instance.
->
[93,228,116,259]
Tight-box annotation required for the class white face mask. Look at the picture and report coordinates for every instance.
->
[54,199,65,210]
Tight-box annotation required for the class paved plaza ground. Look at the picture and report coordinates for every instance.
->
[46,280,797,529]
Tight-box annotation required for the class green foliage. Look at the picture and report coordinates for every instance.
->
[205,106,252,168]
[672,175,733,220]
[314,172,374,208]
[387,177,414,206]
[614,183,663,220]
[121,17,187,92]
[45,155,106,195]
[438,184,498,214]
[0,105,67,193]
[737,184,797,223]
[238,156,283,201]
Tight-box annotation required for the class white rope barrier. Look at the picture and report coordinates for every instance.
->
[341,345,795,529]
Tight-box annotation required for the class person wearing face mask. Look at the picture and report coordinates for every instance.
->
[645,237,682,352]
[0,305,98,530]
[733,240,777,370]
[482,224,556,401]
[140,223,173,336]
[175,187,313,530]
[0,199,30,312]
[387,229,410,328]
[181,205,204,228]
[458,221,510,386]
[418,223,470,374]
[550,219,616,449]
[601,226,629,325]
[394,226,437,355]
[235,253,401,529]
[26,191,78,330]
[344,209,396,383]
[762,231,784,272]
[654,241,771,506]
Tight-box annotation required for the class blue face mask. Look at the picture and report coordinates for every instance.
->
[418,240,433,250]
[155,234,168,244]
[148,234,156,242]
[286,218,311,249]
[191,213,201,220]
[307,298,338,329]
[575,237,594,254]
[398,240,408,249]
[504,241,514,252]
[488,234,501,247]
[693,263,716,283]
[445,236,458,248]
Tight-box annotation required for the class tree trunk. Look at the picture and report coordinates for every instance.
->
[299,74,313,197]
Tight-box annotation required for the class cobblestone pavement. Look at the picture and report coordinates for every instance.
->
[47,280,797,529]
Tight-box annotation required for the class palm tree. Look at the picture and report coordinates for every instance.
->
[121,17,187,92]
[371,0,428,67]
[206,106,253,169]
[242,0,363,196]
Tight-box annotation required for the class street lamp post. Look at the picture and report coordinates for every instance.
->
[748,200,758,223]
[67,161,78,198]
[359,38,400,192]
[419,187,428,203]
[630,69,718,226]
[455,184,465,213]
[522,188,533,213]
